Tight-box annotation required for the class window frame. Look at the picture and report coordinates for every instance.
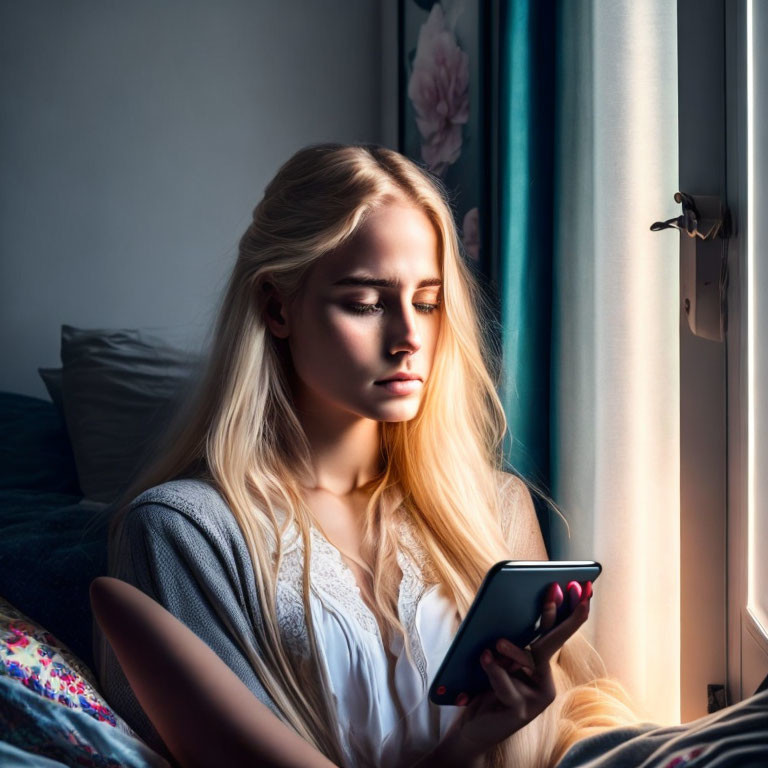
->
[679,0,768,717]
[725,0,768,705]
[677,0,729,721]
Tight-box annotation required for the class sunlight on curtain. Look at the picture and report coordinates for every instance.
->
[551,0,680,725]
[747,0,768,638]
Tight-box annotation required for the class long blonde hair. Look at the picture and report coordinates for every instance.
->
[109,143,641,767]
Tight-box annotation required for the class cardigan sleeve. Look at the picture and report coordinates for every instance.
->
[93,481,282,757]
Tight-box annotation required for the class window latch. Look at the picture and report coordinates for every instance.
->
[651,192,730,342]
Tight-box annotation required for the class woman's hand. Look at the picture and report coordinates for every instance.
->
[444,580,593,762]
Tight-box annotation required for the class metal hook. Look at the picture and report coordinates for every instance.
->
[651,192,729,240]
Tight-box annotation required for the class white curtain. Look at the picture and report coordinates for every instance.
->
[551,0,681,725]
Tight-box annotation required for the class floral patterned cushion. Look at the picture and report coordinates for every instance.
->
[0,594,131,734]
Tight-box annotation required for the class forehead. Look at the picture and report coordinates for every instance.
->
[314,203,441,284]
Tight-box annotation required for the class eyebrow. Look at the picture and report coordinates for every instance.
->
[332,276,442,289]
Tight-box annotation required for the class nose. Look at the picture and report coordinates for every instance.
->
[386,302,422,356]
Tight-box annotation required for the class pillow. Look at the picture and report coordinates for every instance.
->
[0,595,130,732]
[0,392,80,495]
[0,596,171,767]
[38,367,65,418]
[58,325,202,504]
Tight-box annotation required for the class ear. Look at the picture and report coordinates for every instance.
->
[261,282,291,339]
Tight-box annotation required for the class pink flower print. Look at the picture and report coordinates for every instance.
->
[7,626,30,650]
[407,2,469,176]
[81,697,118,726]
[462,207,480,261]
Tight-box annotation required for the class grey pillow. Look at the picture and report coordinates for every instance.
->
[38,367,65,417]
[58,325,203,504]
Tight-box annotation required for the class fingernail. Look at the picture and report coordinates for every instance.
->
[481,649,492,665]
[546,583,563,605]
[567,580,582,609]
[496,638,512,653]
[582,580,593,600]
[455,692,469,706]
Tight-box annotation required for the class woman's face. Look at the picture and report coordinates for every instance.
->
[269,201,443,423]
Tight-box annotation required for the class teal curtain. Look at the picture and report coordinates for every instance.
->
[497,0,556,540]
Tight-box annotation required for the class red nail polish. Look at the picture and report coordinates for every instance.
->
[436,685,447,695]
[567,580,582,608]
[583,581,593,600]
[455,692,469,706]
[552,582,564,605]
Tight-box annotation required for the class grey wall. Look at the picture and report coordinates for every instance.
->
[1,0,398,397]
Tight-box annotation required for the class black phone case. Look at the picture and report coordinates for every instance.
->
[428,560,602,705]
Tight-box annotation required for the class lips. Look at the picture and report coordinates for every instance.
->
[374,374,422,384]
[374,378,423,395]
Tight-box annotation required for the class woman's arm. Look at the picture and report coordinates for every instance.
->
[91,576,338,768]
[96,494,287,755]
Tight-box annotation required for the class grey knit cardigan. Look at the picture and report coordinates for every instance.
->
[93,478,281,758]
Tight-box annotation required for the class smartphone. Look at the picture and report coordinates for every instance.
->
[428,560,601,705]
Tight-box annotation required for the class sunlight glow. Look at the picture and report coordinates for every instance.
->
[746,0,766,633]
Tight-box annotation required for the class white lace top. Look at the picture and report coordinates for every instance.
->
[274,514,463,768]
[272,473,536,768]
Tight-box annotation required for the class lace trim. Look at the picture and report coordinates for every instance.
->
[274,477,514,673]
[274,524,381,659]
[274,515,435,686]
[308,527,382,637]
[275,568,311,659]
[395,518,430,685]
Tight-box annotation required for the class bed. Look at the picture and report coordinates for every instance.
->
[0,325,198,767]
[0,398,175,765]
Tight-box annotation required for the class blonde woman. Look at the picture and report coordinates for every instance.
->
[93,143,641,768]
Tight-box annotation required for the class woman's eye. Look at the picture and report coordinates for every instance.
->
[347,303,383,314]
[346,302,441,315]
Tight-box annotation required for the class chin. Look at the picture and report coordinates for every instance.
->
[371,401,422,422]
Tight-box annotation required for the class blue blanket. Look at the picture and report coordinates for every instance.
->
[0,674,170,767]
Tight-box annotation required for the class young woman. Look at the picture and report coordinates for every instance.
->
[93,143,640,768]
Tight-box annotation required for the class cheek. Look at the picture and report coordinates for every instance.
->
[292,309,380,373]
[422,316,442,363]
